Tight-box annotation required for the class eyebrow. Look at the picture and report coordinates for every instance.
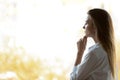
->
[85,20,88,24]
[83,21,87,29]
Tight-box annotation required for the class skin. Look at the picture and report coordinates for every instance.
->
[74,15,99,66]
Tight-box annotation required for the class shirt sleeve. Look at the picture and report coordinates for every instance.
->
[70,66,77,80]
[70,52,99,80]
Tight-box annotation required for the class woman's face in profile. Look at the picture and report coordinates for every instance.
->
[83,15,95,37]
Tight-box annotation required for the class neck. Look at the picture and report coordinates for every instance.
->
[92,36,99,43]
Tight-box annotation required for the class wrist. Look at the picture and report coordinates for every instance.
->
[74,53,83,66]
[77,51,83,57]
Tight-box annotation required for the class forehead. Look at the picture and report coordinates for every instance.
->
[87,15,92,21]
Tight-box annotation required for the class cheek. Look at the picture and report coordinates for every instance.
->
[85,26,91,33]
[85,26,94,36]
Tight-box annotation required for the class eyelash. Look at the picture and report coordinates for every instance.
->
[83,23,87,29]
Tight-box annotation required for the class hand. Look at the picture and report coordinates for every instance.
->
[75,36,87,66]
[77,36,87,57]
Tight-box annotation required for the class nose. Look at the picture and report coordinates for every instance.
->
[83,25,85,29]
[83,23,86,29]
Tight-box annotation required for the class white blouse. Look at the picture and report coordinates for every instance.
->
[70,43,113,80]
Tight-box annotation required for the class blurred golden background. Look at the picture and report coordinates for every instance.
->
[0,0,119,80]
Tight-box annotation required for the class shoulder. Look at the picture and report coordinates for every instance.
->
[88,43,108,60]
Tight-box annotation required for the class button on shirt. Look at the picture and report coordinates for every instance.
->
[70,43,113,80]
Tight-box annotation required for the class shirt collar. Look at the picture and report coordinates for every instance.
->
[88,42,100,50]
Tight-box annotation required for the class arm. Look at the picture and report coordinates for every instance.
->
[70,36,87,80]
[70,52,98,80]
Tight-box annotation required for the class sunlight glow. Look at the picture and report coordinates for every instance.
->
[16,0,120,71]
[16,0,87,64]
[0,71,18,80]
[0,0,120,79]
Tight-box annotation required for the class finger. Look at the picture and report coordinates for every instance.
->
[79,38,82,41]
[83,35,87,39]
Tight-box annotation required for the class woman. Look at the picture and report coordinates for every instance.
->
[70,8,116,80]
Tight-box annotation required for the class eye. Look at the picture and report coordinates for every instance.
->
[83,19,89,29]
[83,23,87,29]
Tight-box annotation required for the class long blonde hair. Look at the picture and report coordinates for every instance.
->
[88,8,116,78]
